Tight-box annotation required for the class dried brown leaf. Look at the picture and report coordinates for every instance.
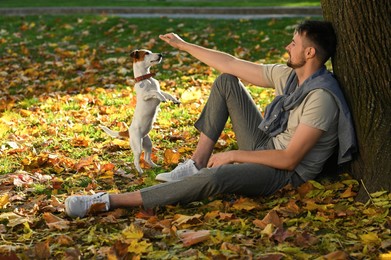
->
[177,229,210,246]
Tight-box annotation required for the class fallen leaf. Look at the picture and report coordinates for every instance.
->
[173,214,203,227]
[112,139,130,149]
[323,250,349,260]
[276,199,300,216]
[181,87,202,103]
[88,203,108,215]
[127,239,152,254]
[43,212,70,230]
[56,234,74,246]
[232,197,259,211]
[34,240,51,259]
[177,229,210,246]
[340,185,357,198]
[271,227,293,243]
[122,224,143,240]
[360,232,381,246]
[253,210,282,229]
[164,149,180,165]
[0,193,9,208]
[0,212,31,227]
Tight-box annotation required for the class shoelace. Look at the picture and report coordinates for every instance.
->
[88,193,107,205]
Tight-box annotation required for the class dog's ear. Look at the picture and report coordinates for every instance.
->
[130,50,139,59]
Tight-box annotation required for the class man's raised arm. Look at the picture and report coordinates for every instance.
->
[159,33,272,87]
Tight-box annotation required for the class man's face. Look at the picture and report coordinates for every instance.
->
[285,32,307,69]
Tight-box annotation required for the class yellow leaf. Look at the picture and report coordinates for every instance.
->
[72,123,84,133]
[340,185,357,198]
[260,223,274,237]
[112,139,130,148]
[371,191,388,198]
[71,136,90,147]
[0,212,31,227]
[260,89,272,100]
[204,210,220,220]
[0,193,9,208]
[360,232,381,246]
[18,222,33,241]
[181,87,202,103]
[122,224,143,240]
[127,239,152,254]
[232,197,259,211]
[19,109,32,117]
[282,52,290,60]
[173,214,203,228]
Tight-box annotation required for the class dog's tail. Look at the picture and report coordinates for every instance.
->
[99,125,129,139]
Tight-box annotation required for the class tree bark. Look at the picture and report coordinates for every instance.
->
[321,0,391,201]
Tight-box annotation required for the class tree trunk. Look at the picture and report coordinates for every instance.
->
[320,0,391,201]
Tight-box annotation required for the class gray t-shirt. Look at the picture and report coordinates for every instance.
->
[261,64,338,181]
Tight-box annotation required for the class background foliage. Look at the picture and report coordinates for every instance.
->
[0,0,320,8]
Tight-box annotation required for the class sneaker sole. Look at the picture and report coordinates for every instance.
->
[156,174,184,182]
[155,175,171,182]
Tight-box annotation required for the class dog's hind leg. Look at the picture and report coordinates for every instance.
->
[129,134,144,174]
[142,135,159,168]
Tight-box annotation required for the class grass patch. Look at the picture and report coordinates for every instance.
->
[0,0,320,8]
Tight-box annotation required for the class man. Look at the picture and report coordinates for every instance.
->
[65,20,356,218]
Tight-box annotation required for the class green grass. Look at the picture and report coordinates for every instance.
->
[0,0,320,8]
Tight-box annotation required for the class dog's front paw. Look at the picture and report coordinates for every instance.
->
[159,96,168,102]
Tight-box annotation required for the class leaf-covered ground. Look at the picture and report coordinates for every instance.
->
[0,16,390,259]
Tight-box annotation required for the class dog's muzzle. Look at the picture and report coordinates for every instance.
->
[152,54,163,62]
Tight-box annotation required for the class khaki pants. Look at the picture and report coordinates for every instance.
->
[141,74,304,209]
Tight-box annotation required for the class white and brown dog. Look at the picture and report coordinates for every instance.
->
[100,49,180,173]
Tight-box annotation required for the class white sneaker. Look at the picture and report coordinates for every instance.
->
[155,159,199,182]
[65,192,110,218]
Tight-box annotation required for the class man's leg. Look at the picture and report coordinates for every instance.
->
[156,73,270,182]
[192,73,269,168]
[142,164,303,209]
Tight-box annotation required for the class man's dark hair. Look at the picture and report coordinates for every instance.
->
[296,20,337,64]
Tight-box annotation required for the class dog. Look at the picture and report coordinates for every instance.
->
[100,49,180,174]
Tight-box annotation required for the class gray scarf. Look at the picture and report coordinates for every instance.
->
[258,66,357,164]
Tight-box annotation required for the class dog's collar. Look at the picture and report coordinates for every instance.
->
[134,73,156,83]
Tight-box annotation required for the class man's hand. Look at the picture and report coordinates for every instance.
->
[207,151,235,168]
[159,33,186,50]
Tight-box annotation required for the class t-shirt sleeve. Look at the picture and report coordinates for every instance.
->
[300,89,338,131]
[261,64,293,95]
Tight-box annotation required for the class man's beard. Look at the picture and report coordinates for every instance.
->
[287,53,306,69]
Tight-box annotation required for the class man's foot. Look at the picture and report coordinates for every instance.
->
[155,159,199,182]
[65,192,110,218]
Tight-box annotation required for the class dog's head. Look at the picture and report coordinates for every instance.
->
[130,49,162,67]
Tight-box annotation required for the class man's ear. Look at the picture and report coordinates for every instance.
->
[306,47,316,59]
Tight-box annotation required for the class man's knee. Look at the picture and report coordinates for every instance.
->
[213,73,240,92]
[216,73,238,82]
